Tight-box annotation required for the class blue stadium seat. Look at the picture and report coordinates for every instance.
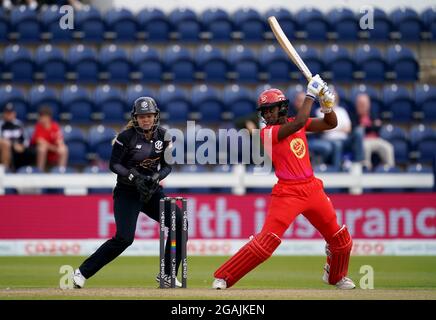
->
[331,85,352,111]
[163,45,195,82]
[137,8,170,42]
[126,85,155,109]
[61,85,93,124]
[16,166,41,174]
[10,6,40,42]
[233,8,265,41]
[259,45,292,82]
[359,8,393,41]
[0,85,28,121]
[35,44,67,82]
[3,45,34,82]
[68,45,99,82]
[386,45,419,81]
[379,124,409,164]
[223,85,256,118]
[99,45,131,83]
[414,84,436,122]
[406,163,433,173]
[158,85,190,123]
[169,8,201,42]
[88,125,117,161]
[390,7,423,41]
[409,125,436,164]
[105,8,137,41]
[296,8,328,40]
[421,7,436,40]
[191,85,223,122]
[40,5,73,42]
[29,85,60,119]
[227,45,259,83]
[0,8,8,43]
[131,45,162,83]
[264,8,297,40]
[62,125,88,166]
[75,5,105,42]
[354,44,387,82]
[323,45,355,81]
[327,8,358,41]
[286,84,305,110]
[296,45,324,80]
[382,84,414,122]
[94,85,127,123]
[196,45,228,82]
[201,8,233,41]
[350,84,383,119]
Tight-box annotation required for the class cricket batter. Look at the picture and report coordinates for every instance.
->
[213,75,355,290]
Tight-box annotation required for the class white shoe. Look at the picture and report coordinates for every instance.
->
[212,278,227,290]
[322,264,355,289]
[72,269,85,289]
[156,274,182,288]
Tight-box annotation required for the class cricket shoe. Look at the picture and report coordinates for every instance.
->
[72,269,86,289]
[212,278,227,290]
[156,274,182,288]
[322,264,356,290]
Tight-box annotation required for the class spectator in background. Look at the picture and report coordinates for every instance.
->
[0,103,34,171]
[315,88,364,169]
[30,106,68,172]
[352,93,395,170]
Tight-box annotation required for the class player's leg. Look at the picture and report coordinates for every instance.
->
[213,194,304,289]
[303,179,355,289]
[73,186,141,287]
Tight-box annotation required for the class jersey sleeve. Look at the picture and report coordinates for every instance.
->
[109,130,131,177]
[260,125,280,145]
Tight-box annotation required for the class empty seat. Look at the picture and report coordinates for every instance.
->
[233,8,265,41]
[169,8,201,42]
[354,44,387,81]
[379,124,409,164]
[75,5,105,42]
[99,45,131,83]
[105,8,137,41]
[61,85,93,123]
[227,45,259,83]
[68,45,99,82]
[296,8,329,40]
[0,8,8,42]
[201,8,233,41]
[386,44,419,81]
[296,45,324,79]
[131,45,162,83]
[259,45,292,82]
[223,85,256,118]
[126,85,155,110]
[390,7,423,41]
[62,125,88,166]
[29,85,61,119]
[415,84,436,122]
[382,84,414,122]
[40,5,73,42]
[158,85,190,122]
[88,125,118,161]
[327,8,358,41]
[323,45,355,81]
[421,7,436,40]
[0,85,28,121]
[359,7,393,41]
[264,8,297,39]
[192,85,223,122]
[94,85,127,122]
[10,6,40,42]
[409,125,436,163]
[163,45,195,82]
[3,45,34,82]
[196,44,228,82]
[35,44,67,82]
[137,8,170,41]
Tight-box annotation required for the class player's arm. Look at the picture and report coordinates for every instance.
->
[307,86,338,133]
[277,74,324,141]
[109,131,130,177]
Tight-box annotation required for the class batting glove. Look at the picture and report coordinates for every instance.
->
[319,87,335,113]
[306,74,325,100]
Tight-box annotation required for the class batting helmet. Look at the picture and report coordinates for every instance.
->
[257,88,289,119]
[131,96,160,134]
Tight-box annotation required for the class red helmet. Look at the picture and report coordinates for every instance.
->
[257,88,288,109]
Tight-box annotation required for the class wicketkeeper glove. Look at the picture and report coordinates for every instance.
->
[319,87,335,114]
[306,74,326,100]
[128,168,157,203]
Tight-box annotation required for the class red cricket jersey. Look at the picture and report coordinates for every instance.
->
[30,121,63,163]
[261,117,314,181]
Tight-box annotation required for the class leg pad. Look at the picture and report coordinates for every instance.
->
[325,225,352,285]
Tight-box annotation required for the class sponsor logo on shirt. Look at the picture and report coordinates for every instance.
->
[155,140,163,153]
[290,138,306,159]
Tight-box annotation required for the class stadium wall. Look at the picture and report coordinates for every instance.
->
[1,194,435,256]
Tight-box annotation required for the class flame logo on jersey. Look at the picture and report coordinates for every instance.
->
[139,157,160,170]
[290,138,306,159]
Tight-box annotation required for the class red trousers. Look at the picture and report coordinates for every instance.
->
[261,176,340,241]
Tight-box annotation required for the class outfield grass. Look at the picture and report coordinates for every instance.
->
[0,256,435,299]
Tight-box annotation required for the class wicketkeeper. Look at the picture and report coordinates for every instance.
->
[213,75,355,290]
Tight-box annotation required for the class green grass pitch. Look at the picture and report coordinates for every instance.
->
[1,256,436,299]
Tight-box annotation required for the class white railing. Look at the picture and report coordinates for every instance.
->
[0,164,433,195]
